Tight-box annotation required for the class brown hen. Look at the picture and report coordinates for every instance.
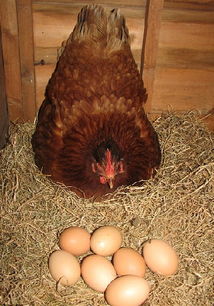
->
[32,5,161,199]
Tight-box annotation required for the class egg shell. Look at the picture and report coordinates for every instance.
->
[143,239,179,276]
[48,250,80,286]
[90,226,122,256]
[81,254,117,292]
[113,247,146,277]
[105,275,150,306]
[59,226,91,256]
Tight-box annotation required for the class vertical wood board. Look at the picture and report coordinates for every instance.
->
[0,27,9,149]
[16,0,36,121]
[141,0,164,114]
[0,0,22,121]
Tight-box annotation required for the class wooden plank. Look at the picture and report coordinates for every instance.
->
[164,0,214,11]
[152,67,214,112]
[32,2,145,17]
[32,0,214,11]
[162,8,214,24]
[33,0,146,7]
[35,64,54,109]
[0,0,22,121]
[141,0,164,114]
[157,47,214,71]
[16,0,36,122]
[0,27,9,149]
[159,22,214,51]
[34,47,57,65]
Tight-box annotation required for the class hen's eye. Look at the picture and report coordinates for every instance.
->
[118,161,124,174]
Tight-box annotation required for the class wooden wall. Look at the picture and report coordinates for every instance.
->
[0,0,36,122]
[152,0,214,114]
[0,26,9,149]
[0,0,214,122]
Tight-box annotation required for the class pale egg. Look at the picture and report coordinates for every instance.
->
[90,225,122,256]
[59,226,90,256]
[48,250,80,286]
[143,239,179,276]
[81,254,117,292]
[105,275,150,306]
[113,247,146,277]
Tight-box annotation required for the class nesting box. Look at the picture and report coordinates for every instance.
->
[0,0,214,131]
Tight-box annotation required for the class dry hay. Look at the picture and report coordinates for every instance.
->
[0,111,213,306]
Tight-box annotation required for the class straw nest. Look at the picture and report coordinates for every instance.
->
[1,111,213,306]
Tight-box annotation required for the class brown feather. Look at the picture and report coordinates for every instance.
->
[32,4,161,199]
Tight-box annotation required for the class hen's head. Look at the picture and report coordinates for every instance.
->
[92,140,125,189]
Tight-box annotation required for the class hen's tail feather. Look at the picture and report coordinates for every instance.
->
[72,5,107,43]
[70,4,129,51]
[107,8,129,50]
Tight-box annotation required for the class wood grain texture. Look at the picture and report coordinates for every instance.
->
[141,0,164,114]
[152,67,214,112]
[153,7,214,114]
[159,22,214,51]
[0,27,9,149]
[157,48,214,70]
[35,65,54,109]
[0,0,22,121]
[33,0,146,7]
[164,0,214,11]
[162,8,214,24]
[17,0,36,122]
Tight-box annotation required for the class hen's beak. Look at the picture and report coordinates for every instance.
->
[107,178,114,189]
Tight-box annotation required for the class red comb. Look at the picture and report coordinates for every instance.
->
[105,149,114,177]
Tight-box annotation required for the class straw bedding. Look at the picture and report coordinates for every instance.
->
[0,112,213,305]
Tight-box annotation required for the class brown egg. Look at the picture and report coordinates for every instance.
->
[105,275,150,306]
[81,254,117,292]
[143,239,179,276]
[48,250,80,286]
[59,226,90,256]
[113,247,146,277]
[90,226,122,256]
